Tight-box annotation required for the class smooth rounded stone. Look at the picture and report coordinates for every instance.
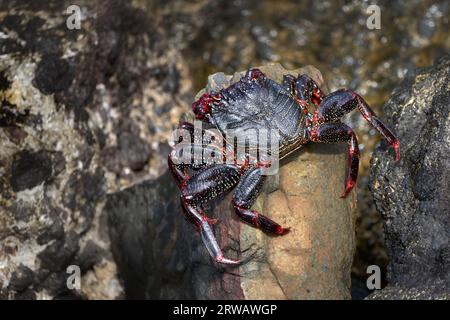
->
[368,54,450,300]
[203,64,357,299]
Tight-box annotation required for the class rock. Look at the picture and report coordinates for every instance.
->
[368,54,450,300]
[0,0,190,299]
[209,64,357,299]
[8,265,35,292]
[106,63,357,299]
[240,144,357,299]
[10,150,53,192]
[107,171,196,299]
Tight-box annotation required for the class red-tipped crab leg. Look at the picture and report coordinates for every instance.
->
[181,196,241,265]
[317,89,400,161]
[232,167,290,235]
[308,122,360,198]
[180,164,242,265]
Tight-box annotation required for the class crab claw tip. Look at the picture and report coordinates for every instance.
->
[276,226,291,235]
[215,254,241,265]
[392,141,400,162]
[341,180,355,198]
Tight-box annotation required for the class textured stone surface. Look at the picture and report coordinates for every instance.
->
[0,0,190,299]
[107,64,357,299]
[240,144,357,299]
[368,54,450,300]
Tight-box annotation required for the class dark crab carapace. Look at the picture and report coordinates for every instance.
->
[168,68,400,265]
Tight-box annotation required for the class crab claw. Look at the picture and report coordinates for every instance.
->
[192,93,212,120]
[192,92,222,121]
[200,220,241,265]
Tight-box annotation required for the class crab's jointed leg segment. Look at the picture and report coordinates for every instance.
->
[309,123,360,198]
[283,73,325,114]
[181,200,239,265]
[318,89,400,161]
[232,167,290,235]
[180,164,242,265]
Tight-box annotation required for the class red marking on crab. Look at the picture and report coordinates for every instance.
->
[294,97,310,114]
[192,92,215,120]
[392,140,400,162]
[312,111,320,124]
[276,226,290,235]
[311,88,324,106]
[248,68,265,80]
[202,215,218,225]
[309,126,319,142]
[341,180,356,198]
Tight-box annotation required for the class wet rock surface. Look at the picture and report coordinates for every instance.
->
[368,54,450,299]
[0,0,190,299]
[106,64,357,299]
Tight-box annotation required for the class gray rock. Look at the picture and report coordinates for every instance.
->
[0,1,190,299]
[368,54,450,299]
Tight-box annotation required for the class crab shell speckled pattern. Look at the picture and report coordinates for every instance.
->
[209,73,309,159]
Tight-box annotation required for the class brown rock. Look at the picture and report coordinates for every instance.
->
[201,64,357,299]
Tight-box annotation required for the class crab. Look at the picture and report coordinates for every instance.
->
[168,68,400,265]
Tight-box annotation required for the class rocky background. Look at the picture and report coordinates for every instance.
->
[0,0,191,299]
[368,54,449,299]
[0,0,449,299]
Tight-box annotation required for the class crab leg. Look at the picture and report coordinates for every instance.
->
[169,120,227,186]
[293,74,325,106]
[282,73,325,114]
[309,122,360,198]
[181,164,242,265]
[317,89,400,161]
[181,200,240,265]
[169,143,226,178]
[232,167,289,235]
